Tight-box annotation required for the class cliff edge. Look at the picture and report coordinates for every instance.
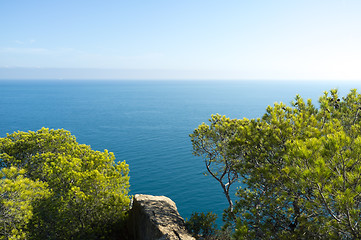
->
[127,194,195,240]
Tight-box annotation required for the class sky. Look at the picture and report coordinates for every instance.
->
[1,0,361,80]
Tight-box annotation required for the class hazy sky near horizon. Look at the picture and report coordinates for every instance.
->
[1,0,361,80]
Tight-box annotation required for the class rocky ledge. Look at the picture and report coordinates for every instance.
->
[127,194,195,240]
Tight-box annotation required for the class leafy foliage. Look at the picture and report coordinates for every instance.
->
[186,212,218,239]
[186,212,231,240]
[0,128,130,239]
[190,115,241,213]
[0,167,49,240]
[191,89,361,239]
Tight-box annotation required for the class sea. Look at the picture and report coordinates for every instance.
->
[1,79,361,225]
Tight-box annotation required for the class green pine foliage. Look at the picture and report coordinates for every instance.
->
[191,89,361,239]
[185,212,232,240]
[186,212,218,239]
[0,128,130,240]
[0,167,50,240]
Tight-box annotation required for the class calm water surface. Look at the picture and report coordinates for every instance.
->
[1,79,360,223]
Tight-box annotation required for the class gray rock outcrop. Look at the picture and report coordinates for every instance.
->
[127,194,195,240]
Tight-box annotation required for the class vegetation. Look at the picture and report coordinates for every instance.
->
[185,211,232,240]
[191,89,361,239]
[5,88,361,239]
[186,212,218,239]
[0,128,130,240]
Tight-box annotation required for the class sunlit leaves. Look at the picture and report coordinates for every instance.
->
[0,128,130,239]
[0,167,49,240]
[193,89,361,239]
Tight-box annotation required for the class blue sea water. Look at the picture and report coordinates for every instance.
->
[1,79,361,224]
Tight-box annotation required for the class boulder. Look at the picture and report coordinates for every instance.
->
[127,194,195,240]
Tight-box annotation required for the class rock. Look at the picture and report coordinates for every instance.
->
[127,194,195,240]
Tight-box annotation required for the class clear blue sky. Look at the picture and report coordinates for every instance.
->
[1,0,361,80]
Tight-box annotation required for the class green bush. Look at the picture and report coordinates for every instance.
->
[186,212,219,239]
[0,128,130,240]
